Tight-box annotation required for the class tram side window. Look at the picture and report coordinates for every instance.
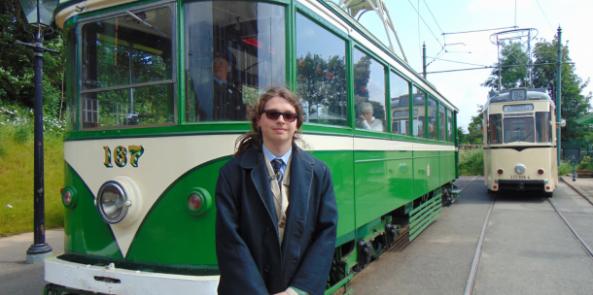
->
[427,97,437,139]
[353,49,386,132]
[81,5,174,129]
[296,13,347,125]
[504,116,534,143]
[184,1,285,122]
[390,71,409,135]
[438,104,446,140]
[447,109,453,142]
[412,87,425,137]
[536,111,552,143]
[488,114,502,144]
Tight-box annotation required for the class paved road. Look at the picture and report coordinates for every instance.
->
[0,230,63,295]
[350,177,593,295]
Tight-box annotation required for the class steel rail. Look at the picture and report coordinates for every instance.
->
[463,194,495,295]
[547,198,593,259]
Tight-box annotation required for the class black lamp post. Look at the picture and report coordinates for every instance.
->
[18,0,58,264]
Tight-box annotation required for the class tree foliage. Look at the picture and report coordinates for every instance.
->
[483,42,529,90]
[0,0,64,118]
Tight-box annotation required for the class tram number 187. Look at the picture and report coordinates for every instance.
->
[103,145,145,168]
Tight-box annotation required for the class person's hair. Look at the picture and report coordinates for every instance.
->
[235,87,304,156]
[361,102,374,114]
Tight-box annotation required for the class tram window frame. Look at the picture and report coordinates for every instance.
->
[427,96,438,140]
[352,47,387,133]
[412,86,425,138]
[295,11,348,127]
[79,3,177,130]
[389,70,410,136]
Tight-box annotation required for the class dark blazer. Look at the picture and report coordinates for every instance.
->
[215,144,337,295]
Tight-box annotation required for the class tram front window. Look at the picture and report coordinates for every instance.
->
[488,114,502,144]
[503,116,534,143]
[184,1,285,122]
[81,5,174,129]
[536,111,552,143]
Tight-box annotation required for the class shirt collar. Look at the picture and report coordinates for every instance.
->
[262,144,292,165]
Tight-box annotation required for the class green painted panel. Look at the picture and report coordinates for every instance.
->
[311,151,355,244]
[64,165,123,259]
[126,159,226,266]
[353,151,413,227]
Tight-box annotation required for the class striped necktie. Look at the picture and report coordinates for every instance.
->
[270,158,284,188]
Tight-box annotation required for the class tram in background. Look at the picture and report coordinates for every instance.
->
[483,88,558,196]
[47,0,458,294]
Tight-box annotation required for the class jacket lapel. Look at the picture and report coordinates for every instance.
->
[242,149,279,228]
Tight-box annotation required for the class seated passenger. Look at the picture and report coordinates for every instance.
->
[358,102,384,131]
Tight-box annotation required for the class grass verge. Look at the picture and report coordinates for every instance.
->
[0,125,64,236]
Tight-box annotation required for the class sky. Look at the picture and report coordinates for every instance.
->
[357,0,593,130]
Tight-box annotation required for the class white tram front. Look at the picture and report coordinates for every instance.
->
[483,88,558,195]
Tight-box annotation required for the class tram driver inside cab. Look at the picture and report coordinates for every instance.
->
[196,54,246,121]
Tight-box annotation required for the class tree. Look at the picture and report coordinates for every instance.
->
[483,42,529,90]
[532,37,591,143]
[466,105,483,144]
[0,0,64,117]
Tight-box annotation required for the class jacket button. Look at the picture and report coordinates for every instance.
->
[263,265,270,273]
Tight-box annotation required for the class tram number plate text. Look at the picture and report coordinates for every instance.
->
[103,145,144,168]
[511,175,528,180]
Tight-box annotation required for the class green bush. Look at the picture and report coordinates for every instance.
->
[558,161,572,176]
[460,148,483,176]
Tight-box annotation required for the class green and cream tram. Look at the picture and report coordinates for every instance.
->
[483,88,558,195]
[47,0,458,293]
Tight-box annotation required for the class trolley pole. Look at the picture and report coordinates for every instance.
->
[556,27,562,167]
[422,42,427,79]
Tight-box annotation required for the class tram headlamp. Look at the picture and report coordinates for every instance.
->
[514,164,526,175]
[97,181,130,224]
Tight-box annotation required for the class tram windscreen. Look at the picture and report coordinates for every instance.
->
[81,5,174,129]
[503,116,534,143]
[184,1,285,122]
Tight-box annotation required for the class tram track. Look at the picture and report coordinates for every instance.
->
[547,195,593,259]
[463,182,593,295]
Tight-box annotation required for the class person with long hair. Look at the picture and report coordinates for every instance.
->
[215,87,337,295]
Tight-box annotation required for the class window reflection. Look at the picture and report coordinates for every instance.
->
[185,1,285,122]
[412,87,424,137]
[504,116,534,143]
[81,5,174,129]
[390,72,409,135]
[536,112,551,143]
[296,13,347,126]
[353,49,386,132]
[427,97,437,139]
[439,104,446,140]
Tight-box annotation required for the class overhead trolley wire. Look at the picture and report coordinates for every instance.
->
[407,0,444,49]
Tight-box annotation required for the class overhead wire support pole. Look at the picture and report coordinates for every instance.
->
[556,26,562,167]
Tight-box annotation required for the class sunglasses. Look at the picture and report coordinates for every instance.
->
[263,109,298,122]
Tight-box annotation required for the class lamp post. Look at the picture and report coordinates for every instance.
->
[18,0,59,264]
